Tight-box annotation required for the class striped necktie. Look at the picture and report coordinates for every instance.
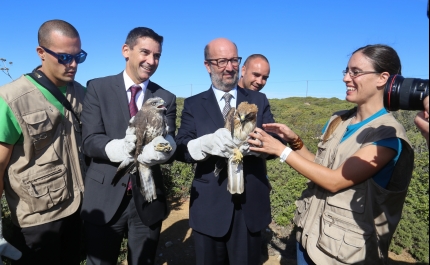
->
[222,93,232,119]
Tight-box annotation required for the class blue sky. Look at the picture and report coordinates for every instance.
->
[1,0,428,99]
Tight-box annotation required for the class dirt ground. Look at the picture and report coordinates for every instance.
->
[123,197,420,265]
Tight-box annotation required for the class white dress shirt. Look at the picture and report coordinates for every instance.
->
[123,71,149,111]
[212,86,238,113]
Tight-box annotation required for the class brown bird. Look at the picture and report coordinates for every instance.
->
[111,97,172,202]
[216,101,258,194]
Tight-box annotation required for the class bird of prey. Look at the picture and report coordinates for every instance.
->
[216,101,258,194]
[111,97,172,202]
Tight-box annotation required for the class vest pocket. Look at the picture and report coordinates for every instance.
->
[22,110,53,150]
[21,165,69,213]
[293,182,315,228]
[327,185,366,213]
[318,211,372,264]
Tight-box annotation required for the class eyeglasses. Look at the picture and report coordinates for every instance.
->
[206,57,242,68]
[342,69,380,78]
[41,46,87,65]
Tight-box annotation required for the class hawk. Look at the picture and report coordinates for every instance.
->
[216,101,258,194]
[111,97,172,202]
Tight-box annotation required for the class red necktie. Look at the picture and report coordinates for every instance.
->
[127,85,141,191]
[129,85,141,117]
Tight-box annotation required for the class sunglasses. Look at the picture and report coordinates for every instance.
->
[41,46,87,65]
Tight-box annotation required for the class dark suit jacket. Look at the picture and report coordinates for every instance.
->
[80,72,177,226]
[175,87,274,237]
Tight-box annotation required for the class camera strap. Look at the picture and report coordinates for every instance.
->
[27,67,81,125]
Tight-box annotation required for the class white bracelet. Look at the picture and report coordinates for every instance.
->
[279,147,292,163]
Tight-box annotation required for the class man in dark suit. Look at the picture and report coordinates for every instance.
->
[175,38,275,265]
[80,27,176,265]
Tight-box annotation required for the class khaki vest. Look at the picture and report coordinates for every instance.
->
[294,111,414,265]
[0,75,86,227]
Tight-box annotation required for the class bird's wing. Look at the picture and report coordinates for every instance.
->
[224,107,236,138]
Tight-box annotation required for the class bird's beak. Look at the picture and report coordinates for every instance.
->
[157,99,167,110]
[240,114,246,123]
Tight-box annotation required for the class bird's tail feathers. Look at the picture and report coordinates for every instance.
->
[227,158,244,194]
[138,164,157,202]
[214,158,227,177]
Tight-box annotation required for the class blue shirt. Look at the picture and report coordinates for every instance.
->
[322,108,402,188]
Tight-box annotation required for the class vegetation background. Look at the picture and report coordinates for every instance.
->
[1,97,428,264]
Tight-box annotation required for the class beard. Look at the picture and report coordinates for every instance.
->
[210,66,239,92]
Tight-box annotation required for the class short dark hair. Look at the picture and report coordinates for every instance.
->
[353,44,401,75]
[125,27,163,49]
[243,54,269,67]
[38,19,80,47]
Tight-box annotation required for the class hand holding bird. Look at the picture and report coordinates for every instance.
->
[111,97,173,202]
[221,101,258,194]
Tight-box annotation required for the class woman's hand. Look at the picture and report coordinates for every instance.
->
[262,123,298,143]
[248,128,286,157]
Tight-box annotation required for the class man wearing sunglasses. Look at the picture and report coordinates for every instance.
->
[175,38,277,265]
[80,27,176,265]
[0,20,86,265]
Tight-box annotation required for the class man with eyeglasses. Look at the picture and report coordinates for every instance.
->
[0,20,86,265]
[175,38,277,265]
[238,54,270,92]
[80,27,176,265]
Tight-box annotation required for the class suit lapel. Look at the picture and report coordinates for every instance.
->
[111,72,131,122]
[202,87,225,129]
[236,86,249,106]
[143,81,155,105]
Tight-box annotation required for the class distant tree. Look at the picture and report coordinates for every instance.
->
[1,58,13,80]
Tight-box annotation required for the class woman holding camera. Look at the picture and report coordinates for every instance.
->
[248,44,414,265]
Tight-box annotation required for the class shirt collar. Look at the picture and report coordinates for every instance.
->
[123,71,149,91]
[212,85,237,103]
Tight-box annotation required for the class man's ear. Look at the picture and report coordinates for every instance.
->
[122,44,130,60]
[241,65,246,77]
[36,46,45,60]
[377,72,390,87]
[204,60,211,74]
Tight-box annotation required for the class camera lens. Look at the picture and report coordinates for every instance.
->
[384,75,429,111]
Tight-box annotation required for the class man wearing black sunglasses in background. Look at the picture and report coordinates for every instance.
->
[0,19,86,265]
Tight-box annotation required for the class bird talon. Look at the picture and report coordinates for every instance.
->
[154,143,172,152]
[231,149,243,164]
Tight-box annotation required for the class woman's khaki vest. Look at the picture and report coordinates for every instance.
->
[294,111,414,265]
[0,75,86,227]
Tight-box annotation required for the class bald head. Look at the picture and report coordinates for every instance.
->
[204,38,238,60]
[38,19,80,47]
[243,54,269,68]
[239,54,270,91]
[204,38,240,92]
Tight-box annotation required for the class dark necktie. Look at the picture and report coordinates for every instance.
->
[129,85,141,117]
[127,85,141,192]
[222,93,232,119]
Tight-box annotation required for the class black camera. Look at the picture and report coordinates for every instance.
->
[384,75,429,111]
